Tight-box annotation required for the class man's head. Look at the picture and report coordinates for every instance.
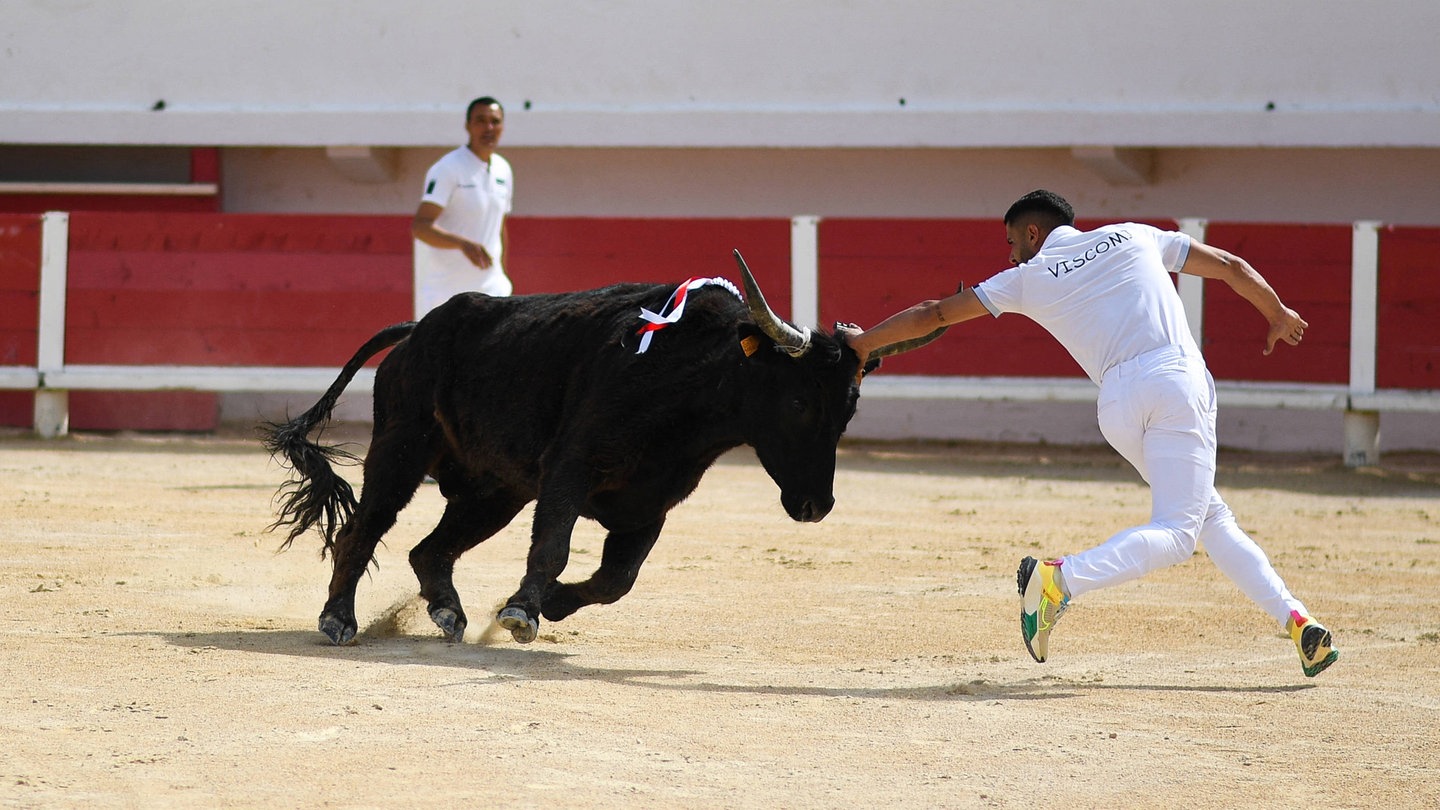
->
[1003,189,1075,265]
[464,97,505,157]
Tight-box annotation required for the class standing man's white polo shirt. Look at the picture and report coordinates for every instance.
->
[413,147,514,317]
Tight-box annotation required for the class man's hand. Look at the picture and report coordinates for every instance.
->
[1264,307,1308,355]
[461,241,494,269]
[833,323,870,384]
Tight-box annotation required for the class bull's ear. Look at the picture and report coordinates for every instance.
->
[737,323,767,358]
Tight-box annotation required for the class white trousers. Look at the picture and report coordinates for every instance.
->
[1062,345,1305,627]
[413,248,512,320]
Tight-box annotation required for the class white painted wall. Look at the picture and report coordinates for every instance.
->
[221,145,1440,225]
[3,1,1437,148]
[6,1,1439,224]
[7,0,1438,450]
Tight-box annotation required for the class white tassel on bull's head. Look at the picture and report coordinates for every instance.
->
[733,249,811,358]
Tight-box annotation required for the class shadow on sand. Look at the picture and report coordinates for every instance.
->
[151,626,1317,704]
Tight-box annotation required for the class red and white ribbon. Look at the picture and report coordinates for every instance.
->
[635,277,741,354]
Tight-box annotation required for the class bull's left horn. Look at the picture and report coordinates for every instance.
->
[867,326,949,362]
[864,281,964,363]
[734,249,811,357]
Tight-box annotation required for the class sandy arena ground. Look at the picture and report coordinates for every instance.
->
[1,426,1437,809]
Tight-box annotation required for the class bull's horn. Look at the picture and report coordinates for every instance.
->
[863,281,964,363]
[866,326,949,362]
[733,249,811,357]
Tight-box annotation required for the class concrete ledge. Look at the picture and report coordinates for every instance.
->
[1350,389,1440,413]
[1214,381,1351,410]
[862,376,1099,403]
[0,182,218,196]
[14,367,1436,414]
[861,376,1379,412]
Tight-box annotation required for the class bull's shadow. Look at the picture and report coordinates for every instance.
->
[155,629,1313,702]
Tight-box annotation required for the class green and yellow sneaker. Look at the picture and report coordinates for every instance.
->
[1287,610,1339,677]
[1018,556,1070,663]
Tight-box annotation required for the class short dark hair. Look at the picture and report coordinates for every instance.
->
[466,96,504,121]
[1003,189,1075,229]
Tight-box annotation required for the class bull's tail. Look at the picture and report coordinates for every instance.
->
[262,322,416,555]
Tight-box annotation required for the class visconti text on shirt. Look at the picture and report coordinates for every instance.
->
[1044,230,1133,278]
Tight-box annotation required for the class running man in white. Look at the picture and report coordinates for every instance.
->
[843,190,1338,678]
[411,96,514,318]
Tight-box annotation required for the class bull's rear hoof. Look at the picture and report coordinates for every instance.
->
[497,606,539,644]
[429,607,467,643]
[318,614,356,646]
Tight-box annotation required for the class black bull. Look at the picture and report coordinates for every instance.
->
[263,253,923,646]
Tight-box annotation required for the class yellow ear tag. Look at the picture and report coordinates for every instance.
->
[740,335,761,357]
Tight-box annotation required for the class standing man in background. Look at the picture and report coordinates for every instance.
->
[411,96,514,318]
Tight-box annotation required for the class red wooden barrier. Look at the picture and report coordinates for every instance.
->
[509,217,792,311]
[1378,226,1440,390]
[60,212,412,430]
[65,212,413,367]
[0,214,42,425]
[49,215,793,430]
[818,218,1179,378]
[818,218,1066,377]
[3,214,1435,432]
[1202,224,1350,384]
[0,215,41,364]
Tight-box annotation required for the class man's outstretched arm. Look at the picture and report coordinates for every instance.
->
[1181,241,1308,355]
[843,287,989,369]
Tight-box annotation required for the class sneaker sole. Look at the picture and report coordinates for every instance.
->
[1302,648,1339,678]
[1016,557,1046,663]
[1297,623,1338,678]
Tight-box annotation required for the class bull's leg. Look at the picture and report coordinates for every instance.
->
[408,487,527,642]
[319,506,399,645]
[499,466,586,643]
[318,428,431,645]
[542,518,665,622]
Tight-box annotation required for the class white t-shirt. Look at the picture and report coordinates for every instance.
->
[413,146,514,316]
[973,223,1196,384]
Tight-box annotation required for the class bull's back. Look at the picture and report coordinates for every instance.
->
[376,283,745,481]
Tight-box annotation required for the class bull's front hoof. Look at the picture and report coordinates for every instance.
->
[497,606,539,644]
[318,613,357,646]
[429,607,467,643]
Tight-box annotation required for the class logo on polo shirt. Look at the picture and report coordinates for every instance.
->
[1045,230,1134,278]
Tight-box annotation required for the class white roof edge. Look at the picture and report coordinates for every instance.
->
[3,107,1438,149]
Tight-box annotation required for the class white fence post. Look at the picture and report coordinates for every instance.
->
[1345,220,1382,466]
[35,211,70,438]
[1177,218,1207,350]
[790,216,820,329]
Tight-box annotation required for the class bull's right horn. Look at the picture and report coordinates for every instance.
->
[734,249,811,358]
